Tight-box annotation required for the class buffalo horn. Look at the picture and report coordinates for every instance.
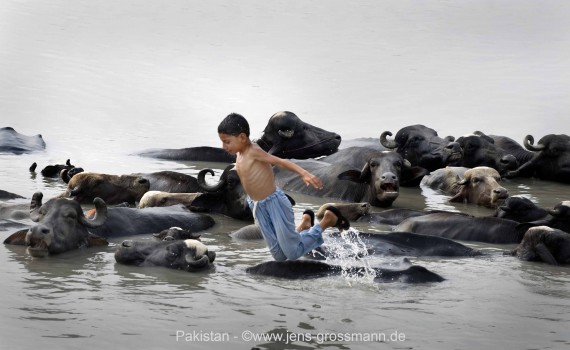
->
[523,135,545,151]
[380,131,397,149]
[79,197,108,228]
[185,254,210,270]
[60,169,71,184]
[197,169,226,192]
[29,192,44,222]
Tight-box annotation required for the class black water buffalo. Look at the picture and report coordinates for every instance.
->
[523,201,570,233]
[64,172,150,205]
[453,132,518,175]
[246,260,445,283]
[395,212,526,244]
[60,167,85,183]
[134,171,202,193]
[275,148,427,207]
[488,134,535,176]
[138,191,201,209]
[0,189,24,200]
[511,226,570,265]
[506,134,570,183]
[229,224,263,239]
[0,127,46,154]
[88,204,216,238]
[380,125,462,171]
[3,193,109,257]
[30,159,79,177]
[114,239,216,271]
[356,208,432,226]
[188,165,253,220]
[494,196,549,223]
[255,111,341,159]
[137,146,236,163]
[310,231,481,258]
[421,166,509,208]
[153,227,202,241]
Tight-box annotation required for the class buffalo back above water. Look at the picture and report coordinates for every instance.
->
[0,127,46,154]
[65,172,150,205]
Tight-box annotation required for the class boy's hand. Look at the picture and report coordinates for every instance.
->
[303,173,323,190]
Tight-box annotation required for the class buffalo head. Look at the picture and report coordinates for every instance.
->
[455,131,518,175]
[451,166,509,208]
[256,111,341,159]
[66,172,150,205]
[511,226,570,265]
[380,124,462,171]
[25,192,108,257]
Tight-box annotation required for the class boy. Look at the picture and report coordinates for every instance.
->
[218,113,349,261]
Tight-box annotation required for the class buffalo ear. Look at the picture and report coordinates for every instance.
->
[189,193,222,213]
[3,228,29,245]
[401,166,429,187]
[337,169,366,183]
[87,234,109,247]
[449,189,467,203]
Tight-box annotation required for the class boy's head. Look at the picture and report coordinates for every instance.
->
[218,113,250,137]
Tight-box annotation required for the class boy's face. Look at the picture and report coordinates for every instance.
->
[219,133,247,155]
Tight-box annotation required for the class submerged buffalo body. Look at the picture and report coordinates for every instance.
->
[134,171,202,193]
[511,226,570,265]
[115,239,216,271]
[246,260,445,283]
[0,127,46,154]
[380,125,462,171]
[138,191,201,209]
[3,192,109,257]
[506,134,570,183]
[421,166,509,208]
[138,146,236,163]
[256,111,341,159]
[494,196,549,223]
[395,212,526,244]
[275,148,427,207]
[65,172,150,205]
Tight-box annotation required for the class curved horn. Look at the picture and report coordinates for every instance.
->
[60,169,72,184]
[79,197,108,228]
[185,254,210,270]
[197,169,226,192]
[69,186,82,197]
[380,131,397,149]
[547,208,561,217]
[29,192,43,222]
[523,135,545,151]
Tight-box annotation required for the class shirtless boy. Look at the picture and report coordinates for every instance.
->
[218,113,349,261]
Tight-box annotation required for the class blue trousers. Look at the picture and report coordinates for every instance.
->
[248,188,324,261]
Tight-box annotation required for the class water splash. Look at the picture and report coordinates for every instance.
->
[323,228,377,285]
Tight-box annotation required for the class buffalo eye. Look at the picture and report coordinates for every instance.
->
[471,177,481,184]
[369,160,378,168]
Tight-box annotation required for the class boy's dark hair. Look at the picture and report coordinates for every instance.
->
[218,113,250,137]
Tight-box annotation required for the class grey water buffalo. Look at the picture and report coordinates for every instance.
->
[229,224,263,239]
[114,239,216,271]
[511,226,570,265]
[395,212,526,244]
[0,189,24,200]
[275,148,427,207]
[88,204,216,238]
[0,127,46,154]
[3,193,109,257]
[138,191,201,209]
[188,165,252,220]
[453,132,518,175]
[64,172,150,205]
[255,111,341,159]
[316,202,371,221]
[421,166,509,208]
[245,260,445,283]
[134,171,201,193]
[380,124,462,171]
[494,196,549,223]
[506,134,570,183]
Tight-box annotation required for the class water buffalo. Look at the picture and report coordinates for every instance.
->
[137,146,236,163]
[453,132,518,175]
[188,165,253,220]
[64,172,150,205]
[153,227,202,241]
[30,159,78,177]
[246,260,445,283]
[114,239,216,271]
[522,201,570,233]
[0,189,24,200]
[315,202,371,221]
[60,167,85,183]
[420,166,509,208]
[0,127,46,154]
[494,196,549,223]
[356,208,432,226]
[380,124,462,171]
[3,192,109,257]
[88,204,216,238]
[229,224,263,239]
[488,134,535,176]
[395,212,526,244]
[505,134,570,183]
[511,226,570,265]
[138,191,201,209]
[255,111,341,159]
[275,148,428,207]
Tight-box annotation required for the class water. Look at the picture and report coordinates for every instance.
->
[1,1,570,349]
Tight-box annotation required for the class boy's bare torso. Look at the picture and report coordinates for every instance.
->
[236,143,276,201]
